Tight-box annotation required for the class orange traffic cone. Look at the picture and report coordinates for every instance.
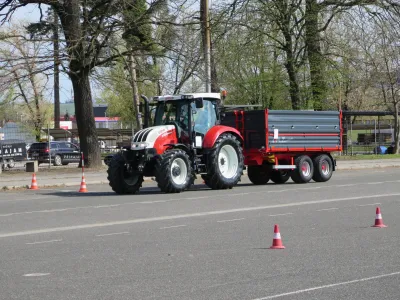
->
[270,224,285,249]
[30,173,39,190]
[372,207,387,228]
[79,174,88,193]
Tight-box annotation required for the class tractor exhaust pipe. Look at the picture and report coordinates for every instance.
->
[141,94,150,128]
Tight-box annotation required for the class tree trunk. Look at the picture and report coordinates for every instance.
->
[210,40,219,93]
[70,71,101,167]
[53,9,60,130]
[282,35,301,109]
[128,53,142,130]
[394,103,399,154]
[305,0,326,111]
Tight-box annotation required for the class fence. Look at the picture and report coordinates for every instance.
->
[342,116,396,155]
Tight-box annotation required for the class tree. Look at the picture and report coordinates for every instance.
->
[0,25,53,140]
[0,0,168,167]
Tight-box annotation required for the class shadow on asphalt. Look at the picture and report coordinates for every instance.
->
[41,184,216,198]
[39,182,304,198]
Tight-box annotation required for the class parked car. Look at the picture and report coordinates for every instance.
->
[27,141,81,166]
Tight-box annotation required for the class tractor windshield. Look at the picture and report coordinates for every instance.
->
[154,100,190,129]
[153,98,218,135]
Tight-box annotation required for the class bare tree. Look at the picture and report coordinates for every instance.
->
[0,0,174,167]
[0,25,53,140]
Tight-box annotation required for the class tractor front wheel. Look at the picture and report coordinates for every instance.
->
[203,133,244,189]
[155,149,194,193]
[107,153,144,194]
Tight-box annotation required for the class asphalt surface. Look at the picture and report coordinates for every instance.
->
[0,168,400,300]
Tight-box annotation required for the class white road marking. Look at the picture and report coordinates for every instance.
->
[316,208,339,211]
[23,273,50,277]
[139,200,167,204]
[95,231,129,237]
[251,271,400,299]
[26,239,62,245]
[268,213,293,217]
[0,196,52,203]
[1,192,399,239]
[0,204,120,217]
[160,225,187,229]
[357,203,381,207]
[1,179,399,216]
[42,200,70,204]
[368,182,384,185]
[217,218,245,223]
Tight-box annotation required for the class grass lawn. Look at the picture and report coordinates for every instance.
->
[334,154,400,160]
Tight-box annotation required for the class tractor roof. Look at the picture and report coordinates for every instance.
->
[153,93,221,102]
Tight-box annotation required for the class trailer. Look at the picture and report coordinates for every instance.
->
[0,139,27,172]
[221,109,342,184]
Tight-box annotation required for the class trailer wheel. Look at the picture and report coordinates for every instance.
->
[155,149,194,193]
[107,152,144,194]
[204,133,244,189]
[247,165,270,185]
[312,154,333,182]
[270,170,291,184]
[290,155,314,183]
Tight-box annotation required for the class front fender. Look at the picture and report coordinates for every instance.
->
[202,125,243,149]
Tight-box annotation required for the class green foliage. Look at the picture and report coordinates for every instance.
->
[122,0,154,50]
[96,59,158,125]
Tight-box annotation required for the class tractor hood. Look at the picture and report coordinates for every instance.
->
[131,125,176,150]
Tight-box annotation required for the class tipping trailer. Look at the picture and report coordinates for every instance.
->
[221,109,342,184]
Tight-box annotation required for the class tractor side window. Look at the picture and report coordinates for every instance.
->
[192,100,217,134]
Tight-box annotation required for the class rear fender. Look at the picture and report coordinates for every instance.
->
[202,125,243,149]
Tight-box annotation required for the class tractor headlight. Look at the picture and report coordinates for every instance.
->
[131,142,149,149]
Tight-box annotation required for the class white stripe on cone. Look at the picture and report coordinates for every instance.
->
[376,214,382,220]
[274,233,281,239]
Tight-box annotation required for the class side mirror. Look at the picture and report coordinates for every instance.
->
[195,98,203,108]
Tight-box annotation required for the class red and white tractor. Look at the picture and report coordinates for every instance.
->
[107,93,245,194]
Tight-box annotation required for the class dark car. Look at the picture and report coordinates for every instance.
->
[27,141,81,166]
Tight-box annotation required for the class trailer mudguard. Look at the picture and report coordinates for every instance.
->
[202,125,243,148]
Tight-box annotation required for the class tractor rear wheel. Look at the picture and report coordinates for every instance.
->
[155,149,194,193]
[203,133,244,189]
[247,165,270,185]
[107,153,144,194]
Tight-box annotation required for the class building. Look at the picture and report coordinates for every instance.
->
[59,102,120,129]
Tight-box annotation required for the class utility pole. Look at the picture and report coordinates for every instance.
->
[53,9,60,130]
[200,0,211,92]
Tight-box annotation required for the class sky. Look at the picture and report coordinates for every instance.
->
[9,4,75,104]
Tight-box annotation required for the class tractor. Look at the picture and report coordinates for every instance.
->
[107,93,245,194]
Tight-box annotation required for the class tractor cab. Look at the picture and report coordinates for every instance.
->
[152,93,220,145]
